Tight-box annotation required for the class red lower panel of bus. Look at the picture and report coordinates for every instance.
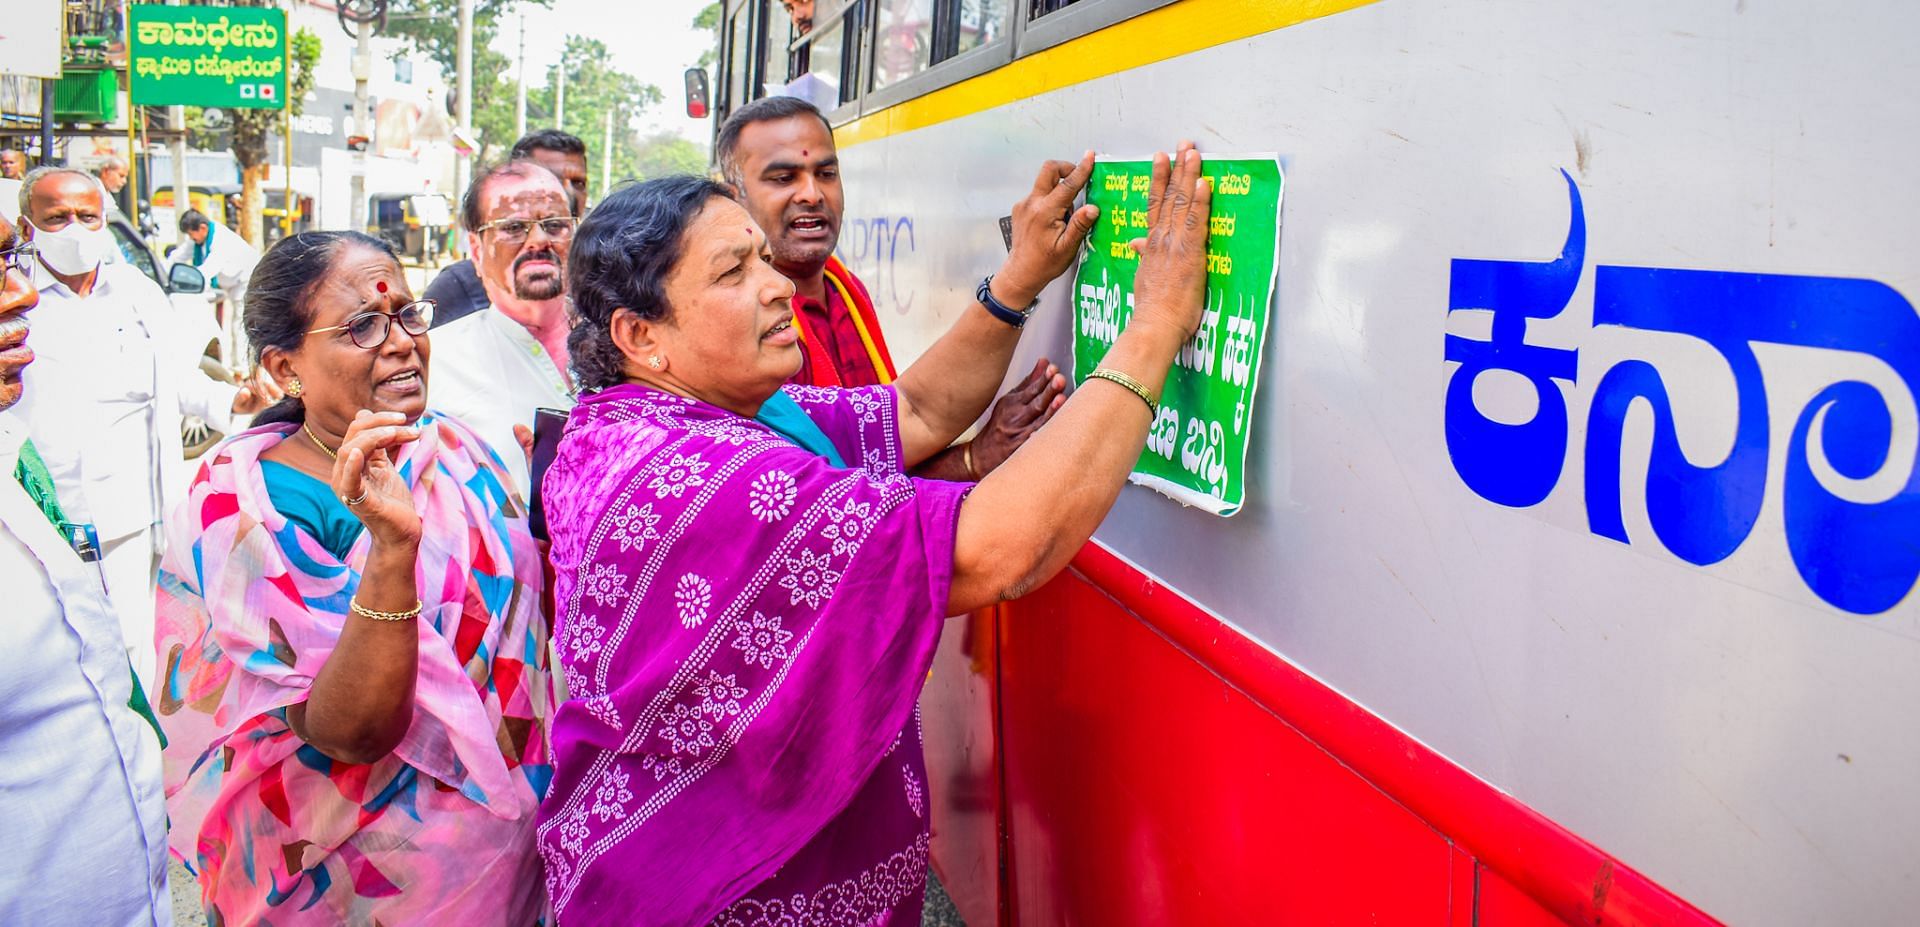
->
[918,543,1722,927]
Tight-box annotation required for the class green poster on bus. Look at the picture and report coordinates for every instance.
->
[1072,155,1283,517]
[129,5,286,109]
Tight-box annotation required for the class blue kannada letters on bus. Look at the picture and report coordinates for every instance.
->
[1445,170,1920,616]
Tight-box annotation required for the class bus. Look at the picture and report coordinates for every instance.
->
[711,2,1919,924]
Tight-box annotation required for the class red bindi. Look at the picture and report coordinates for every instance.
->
[376,281,388,293]
[801,150,809,157]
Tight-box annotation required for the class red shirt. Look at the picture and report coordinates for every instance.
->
[789,280,886,388]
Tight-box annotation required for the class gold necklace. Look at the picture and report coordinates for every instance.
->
[302,420,338,460]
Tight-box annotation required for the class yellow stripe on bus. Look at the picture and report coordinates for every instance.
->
[834,0,1378,149]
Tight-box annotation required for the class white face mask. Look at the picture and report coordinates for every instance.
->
[29,218,114,276]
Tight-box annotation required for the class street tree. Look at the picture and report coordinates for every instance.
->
[530,36,663,201]
[630,132,709,182]
[693,3,721,70]
[229,22,322,247]
[381,0,548,85]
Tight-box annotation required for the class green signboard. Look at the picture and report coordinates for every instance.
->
[1072,155,1283,516]
[128,5,286,109]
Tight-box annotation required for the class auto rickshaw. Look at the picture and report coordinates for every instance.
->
[368,192,455,266]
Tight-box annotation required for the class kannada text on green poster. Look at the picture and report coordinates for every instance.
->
[129,5,286,109]
[1072,156,1283,516]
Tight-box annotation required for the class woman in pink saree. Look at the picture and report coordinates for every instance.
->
[158,232,552,925]
[540,145,1214,925]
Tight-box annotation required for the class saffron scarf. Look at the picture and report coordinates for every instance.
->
[792,256,899,388]
[537,383,970,925]
[156,414,553,925]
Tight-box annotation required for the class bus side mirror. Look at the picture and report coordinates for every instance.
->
[168,262,207,294]
[685,68,710,119]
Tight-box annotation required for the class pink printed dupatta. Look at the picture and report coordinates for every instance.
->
[156,414,553,926]
[537,383,969,925]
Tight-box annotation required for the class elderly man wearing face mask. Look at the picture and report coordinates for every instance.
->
[16,167,278,691]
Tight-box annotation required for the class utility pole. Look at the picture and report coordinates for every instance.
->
[349,18,371,232]
[601,109,612,198]
[38,78,54,165]
[514,13,527,139]
[169,1,188,241]
[456,0,473,212]
[555,62,566,131]
[170,105,188,224]
[283,5,294,240]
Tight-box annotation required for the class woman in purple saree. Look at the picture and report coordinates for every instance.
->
[539,146,1215,925]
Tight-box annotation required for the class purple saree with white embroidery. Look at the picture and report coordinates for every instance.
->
[536,381,969,926]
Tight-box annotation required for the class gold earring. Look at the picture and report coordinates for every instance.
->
[648,355,663,370]
[286,376,303,398]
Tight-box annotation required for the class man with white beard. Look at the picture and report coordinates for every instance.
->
[427,161,576,498]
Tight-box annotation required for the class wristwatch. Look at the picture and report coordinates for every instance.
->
[976,275,1037,328]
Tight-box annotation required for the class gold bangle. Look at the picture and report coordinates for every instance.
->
[1086,367,1158,417]
[349,598,423,621]
[962,441,979,480]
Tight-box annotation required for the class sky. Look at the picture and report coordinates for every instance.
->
[491,0,718,146]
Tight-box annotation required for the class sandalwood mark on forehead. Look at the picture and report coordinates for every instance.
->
[482,181,569,227]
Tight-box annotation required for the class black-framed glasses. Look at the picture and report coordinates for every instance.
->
[1,241,36,277]
[307,299,435,349]
[476,215,578,243]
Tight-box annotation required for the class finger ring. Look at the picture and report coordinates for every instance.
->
[342,488,370,506]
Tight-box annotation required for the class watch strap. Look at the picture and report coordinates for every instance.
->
[976,275,1034,328]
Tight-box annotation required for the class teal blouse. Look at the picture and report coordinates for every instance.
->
[754,390,847,467]
[260,460,365,560]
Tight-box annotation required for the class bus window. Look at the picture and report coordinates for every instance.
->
[727,3,754,113]
[1031,0,1076,15]
[767,2,797,82]
[873,0,934,91]
[949,0,1006,58]
[809,15,847,104]
[780,0,865,111]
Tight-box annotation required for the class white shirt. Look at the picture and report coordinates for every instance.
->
[428,307,575,498]
[0,178,20,224]
[0,413,172,926]
[186,221,259,309]
[22,261,237,540]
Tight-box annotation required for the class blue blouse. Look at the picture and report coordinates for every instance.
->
[755,389,848,467]
[260,460,364,560]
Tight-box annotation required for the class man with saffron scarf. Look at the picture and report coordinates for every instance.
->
[717,96,1066,482]
[541,141,1215,924]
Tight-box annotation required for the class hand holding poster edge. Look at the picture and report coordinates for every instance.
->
[1070,152,1284,517]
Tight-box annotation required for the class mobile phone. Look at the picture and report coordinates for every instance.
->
[527,407,568,542]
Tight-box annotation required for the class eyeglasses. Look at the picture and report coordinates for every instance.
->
[307,299,435,349]
[1,241,36,277]
[477,216,578,243]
